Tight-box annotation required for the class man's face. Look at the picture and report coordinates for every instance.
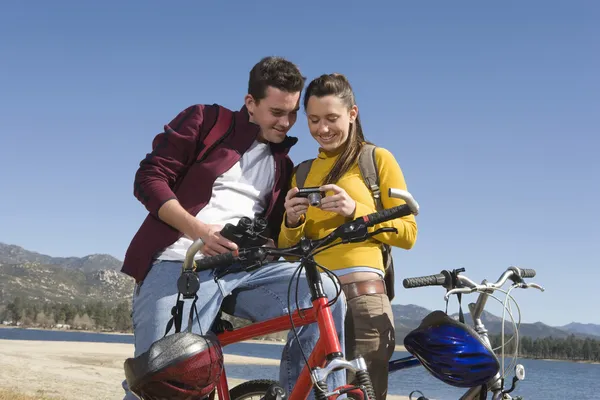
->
[245,86,301,144]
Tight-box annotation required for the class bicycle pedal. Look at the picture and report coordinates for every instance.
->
[212,318,234,334]
[260,383,287,400]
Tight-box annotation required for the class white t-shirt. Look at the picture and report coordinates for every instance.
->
[156,140,275,261]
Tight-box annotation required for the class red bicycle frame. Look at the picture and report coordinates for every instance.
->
[213,261,359,400]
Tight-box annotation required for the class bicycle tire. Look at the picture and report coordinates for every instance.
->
[227,378,368,400]
[229,379,279,400]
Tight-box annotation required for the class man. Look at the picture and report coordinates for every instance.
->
[121,56,346,399]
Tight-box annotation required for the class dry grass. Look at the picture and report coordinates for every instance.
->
[0,388,63,400]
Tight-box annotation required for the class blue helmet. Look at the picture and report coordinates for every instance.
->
[404,310,500,388]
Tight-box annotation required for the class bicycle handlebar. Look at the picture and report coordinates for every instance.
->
[193,251,237,271]
[517,268,536,278]
[403,266,544,300]
[359,189,419,226]
[402,273,449,289]
[188,187,419,272]
[388,188,420,215]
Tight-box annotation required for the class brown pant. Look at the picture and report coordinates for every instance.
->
[345,293,395,400]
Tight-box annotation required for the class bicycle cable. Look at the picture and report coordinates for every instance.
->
[502,284,522,379]
[284,249,345,394]
[469,286,522,387]
[487,285,522,379]
[315,262,343,307]
[286,261,312,370]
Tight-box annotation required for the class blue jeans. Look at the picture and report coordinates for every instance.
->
[122,260,347,399]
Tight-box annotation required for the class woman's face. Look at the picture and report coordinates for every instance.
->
[305,95,357,152]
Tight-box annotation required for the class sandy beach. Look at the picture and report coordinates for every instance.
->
[0,339,410,400]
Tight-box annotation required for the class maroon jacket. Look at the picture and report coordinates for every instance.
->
[122,103,297,283]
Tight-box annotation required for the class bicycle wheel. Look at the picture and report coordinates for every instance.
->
[229,379,279,400]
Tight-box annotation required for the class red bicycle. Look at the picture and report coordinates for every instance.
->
[184,188,420,400]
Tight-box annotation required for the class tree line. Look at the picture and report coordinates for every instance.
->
[489,333,600,362]
[2,297,599,363]
[1,296,132,332]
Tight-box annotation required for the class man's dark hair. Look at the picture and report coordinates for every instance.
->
[248,56,306,102]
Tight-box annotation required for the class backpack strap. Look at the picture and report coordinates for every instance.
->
[358,144,397,301]
[358,144,382,211]
[294,159,315,188]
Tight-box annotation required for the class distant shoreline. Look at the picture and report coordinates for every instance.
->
[0,324,132,336]
[2,324,410,351]
[5,325,599,364]
[536,357,600,365]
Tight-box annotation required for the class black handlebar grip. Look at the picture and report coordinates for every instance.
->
[195,252,235,271]
[364,204,413,227]
[519,268,536,278]
[403,273,447,288]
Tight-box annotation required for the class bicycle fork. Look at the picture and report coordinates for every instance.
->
[311,355,376,400]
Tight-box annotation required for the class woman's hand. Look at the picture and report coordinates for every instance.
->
[284,187,309,227]
[318,184,357,218]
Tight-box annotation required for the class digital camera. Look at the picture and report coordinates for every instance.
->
[295,187,325,207]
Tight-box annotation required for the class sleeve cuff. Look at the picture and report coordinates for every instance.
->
[281,212,306,242]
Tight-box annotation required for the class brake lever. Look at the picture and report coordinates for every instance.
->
[518,282,545,292]
[372,227,398,235]
[444,287,476,301]
[345,227,398,243]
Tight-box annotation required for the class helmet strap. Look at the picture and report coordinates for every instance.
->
[165,293,184,336]
[445,294,466,323]
[445,268,466,323]
[457,293,465,323]
[164,292,204,336]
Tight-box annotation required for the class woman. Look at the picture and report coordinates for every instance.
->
[278,73,417,400]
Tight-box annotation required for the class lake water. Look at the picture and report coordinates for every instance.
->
[2,328,599,399]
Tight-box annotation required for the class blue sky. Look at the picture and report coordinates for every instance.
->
[0,1,598,326]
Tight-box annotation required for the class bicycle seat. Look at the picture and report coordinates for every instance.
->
[211,294,254,334]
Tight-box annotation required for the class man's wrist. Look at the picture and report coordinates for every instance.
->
[187,217,208,240]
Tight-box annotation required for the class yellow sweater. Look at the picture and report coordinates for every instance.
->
[278,146,418,273]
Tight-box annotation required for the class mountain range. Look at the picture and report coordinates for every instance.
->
[391,304,600,341]
[0,242,131,305]
[0,243,122,271]
[1,242,599,340]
